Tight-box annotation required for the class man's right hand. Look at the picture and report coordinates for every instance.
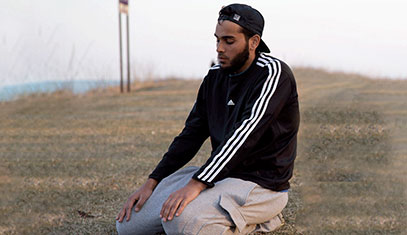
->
[116,178,158,223]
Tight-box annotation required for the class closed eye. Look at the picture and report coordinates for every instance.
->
[225,39,235,45]
[214,34,235,45]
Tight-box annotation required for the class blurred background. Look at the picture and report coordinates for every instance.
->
[1,0,407,100]
[1,1,407,234]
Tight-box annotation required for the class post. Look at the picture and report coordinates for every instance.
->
[118,1,124,93]
[126,13,131,92]
[118,0,130,93]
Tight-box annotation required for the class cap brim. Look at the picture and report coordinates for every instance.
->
[258,39,270,53]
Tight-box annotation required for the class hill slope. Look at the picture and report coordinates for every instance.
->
[0,69,406,234]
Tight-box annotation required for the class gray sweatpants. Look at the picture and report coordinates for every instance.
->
[116,166,288,235]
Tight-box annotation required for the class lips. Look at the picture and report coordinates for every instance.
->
[218,55,228,63]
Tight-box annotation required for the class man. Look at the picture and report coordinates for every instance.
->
[116,3,299,235]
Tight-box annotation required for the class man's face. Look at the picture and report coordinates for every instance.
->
[215,20,250,73]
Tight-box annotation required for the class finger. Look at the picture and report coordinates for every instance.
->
[126,205,132,221]
[116,210,120,220]
[116,209,122,221]
[161,196,175,221]
[160,198,170,221]
[117,207,125,221]
[134,196,147,212]
[167,198,182,221]
[175,200,189,217]
[118,208,126,222]
[125,196,139,221]
[160,199,166,218]
[160,194,172,218]
[126,201,136,222]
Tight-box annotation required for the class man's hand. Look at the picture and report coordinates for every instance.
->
[116,178,158,223]
[160,179,207,222]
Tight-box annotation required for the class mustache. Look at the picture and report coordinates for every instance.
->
[217,53,228,59]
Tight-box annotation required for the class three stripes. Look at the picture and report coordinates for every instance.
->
[197,54,282,182]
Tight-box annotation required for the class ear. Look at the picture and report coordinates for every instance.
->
[249,35,261,52]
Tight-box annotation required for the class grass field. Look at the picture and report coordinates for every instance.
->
[0,68,406,234]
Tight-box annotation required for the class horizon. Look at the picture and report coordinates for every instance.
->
[1,66,402,102]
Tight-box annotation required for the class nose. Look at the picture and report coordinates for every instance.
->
[216,41,225,54]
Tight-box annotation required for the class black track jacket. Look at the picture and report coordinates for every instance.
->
[149,53,299,191]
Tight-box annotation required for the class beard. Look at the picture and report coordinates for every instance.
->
[219,43,250,74]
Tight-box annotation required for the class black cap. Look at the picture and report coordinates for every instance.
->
[218,4,270,53]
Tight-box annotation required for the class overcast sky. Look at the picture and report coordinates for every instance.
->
[1,0,406,87]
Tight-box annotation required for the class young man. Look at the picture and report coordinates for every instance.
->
[116,3,299,235]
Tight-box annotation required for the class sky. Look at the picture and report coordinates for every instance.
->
[1,0,407,87]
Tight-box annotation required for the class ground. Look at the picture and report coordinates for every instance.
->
[0,68,406,234]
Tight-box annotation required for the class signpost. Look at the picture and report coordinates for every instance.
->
[118,0,130,93]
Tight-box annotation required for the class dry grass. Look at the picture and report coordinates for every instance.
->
[0,70,406,234]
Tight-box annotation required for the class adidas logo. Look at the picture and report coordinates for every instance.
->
[227,100,235,106]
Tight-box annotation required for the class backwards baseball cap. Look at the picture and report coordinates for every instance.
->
[218,4,270,53]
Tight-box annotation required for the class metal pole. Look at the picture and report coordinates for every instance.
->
[126,13,131,92]
[118,2,124,93]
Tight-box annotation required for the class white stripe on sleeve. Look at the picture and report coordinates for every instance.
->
[197,58,281,182]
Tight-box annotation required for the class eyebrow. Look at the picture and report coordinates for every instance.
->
[214,33,235,40]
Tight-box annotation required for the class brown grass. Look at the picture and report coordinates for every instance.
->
[0,70,406,234]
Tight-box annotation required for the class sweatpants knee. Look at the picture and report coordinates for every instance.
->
[163,215,231,235]
[116,219,134,235]
[116,219,144,235]
[162,213,198,235]
[161,215,188,234]
[115,212,163,235]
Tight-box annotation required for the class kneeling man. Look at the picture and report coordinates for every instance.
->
[116,3,300,235]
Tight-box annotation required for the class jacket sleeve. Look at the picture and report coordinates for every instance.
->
[193,60,296,187]
[148,78,210,182]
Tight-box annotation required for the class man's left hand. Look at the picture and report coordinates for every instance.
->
[160,179,207,222]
